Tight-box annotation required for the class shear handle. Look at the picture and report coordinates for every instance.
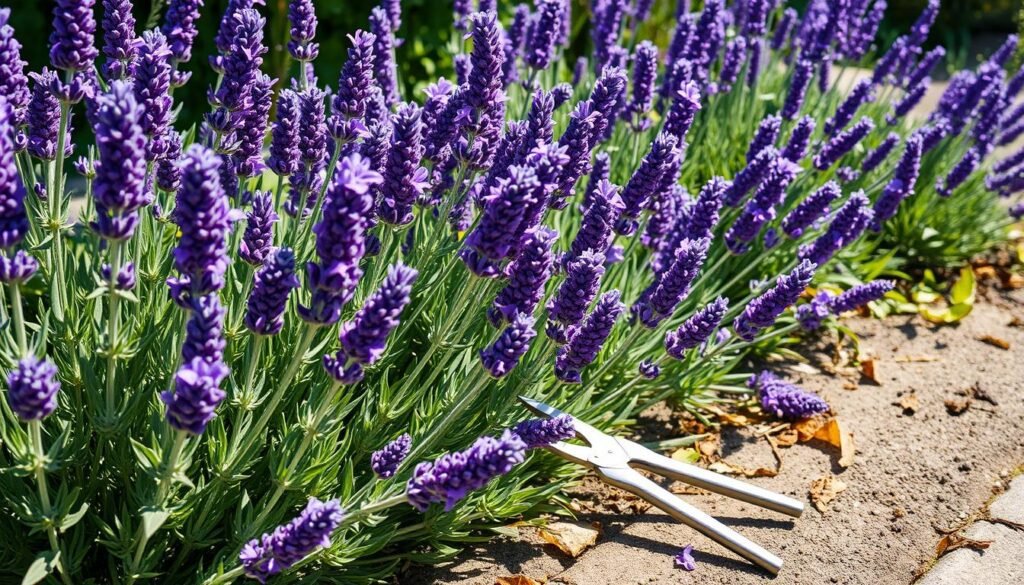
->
[620,439,805,518]
[597,466,784,575]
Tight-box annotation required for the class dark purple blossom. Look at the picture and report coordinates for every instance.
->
[637,237,710,327]
[100,261,136,290]
[377,103,427,225]
[490,227,558,326]
[92,80,149,241]
[749,371,829,421]
[182,294,226,365]
[234,73,274,177]
[587,67,628,146]
[831,280,895,314]
[824,79,873,136]
[100,0,137,81]
[554,290,625,383]
[526,0,561,71]
[0,8,29,126]
[683,177,726,242]
[287,0,319,62]
[937,148,981,197]
[665,297,728,359]
[644,185,688,250]
[268,89,301,176]
[861,132,900,173]
[481,313,538,378]
[329,31,375,143]
[718,37,747,90]
[798,191,873,266]
[240,498,345,583]
[26,70,63,161]
[369,7,397,107]
[813,117,875,170]
[512,414,576,447]
[49,0,98,72]
[781,116,816,163]
[161,357,229,435]
[170,145,231,297]
[617,134,680,235]
[796,291,833,331]
[548,250,605,336]
[406,430,527,511]
[161,0,202,65]
[629,41,659,119]
[726,158,801,253]
[0,250,38,283]
[554,101,599,206]
[872,135,922,229]
[733,260,816,341]
[782,59,813,120]
[723,146,776,207]
[133,31,174,161]
[639,360,661,379]
[371,434,412,478]
[157,131,183,192]
[0,100,28,248]
[593,0,627,72]
[747,115,782,163]
[245,248,299,336]
[566,180,623,268]
[213,9,266,113]
[782,181,840,238]
[771,8,798,51]
[239,191,277,265]
[6,356,61,421]
[462,166,540,276]
[662,81,701,142]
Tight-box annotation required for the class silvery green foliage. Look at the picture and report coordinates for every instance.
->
[0,1,1018,583]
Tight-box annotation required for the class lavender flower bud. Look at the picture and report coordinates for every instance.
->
[333,262,417,372]
[887,79,930,125]
[550,83,573,109]
[749,371,829,421]
[406,430,526,511]
[101,261,136,290]
[582,152,612,210]
[734,260,816,341]
[0,249,38,283]
[157,131,183,193]
[170,146,231,297]
[369,7,397,107]
[161,357,229,435]
[490,227,557,326]
[548,250,605,333]
[909,0,939,48]
[782,59,813,120]
[617,134,679,235]
[796,291,833,331]
[566,180,623,267]
[665,297,728,359]
[0,9,29,127]
[162,0,202,64]
[378,103,428,225]
[239,191,277,265]
[554,101,600,206]
[771,8,798,51]
[813,117,875,170]
[824,79,873,136]
[512,415,575,447]
[593,0,627,72]
[937,148,981,197]
[781,116,816,163]
[26,70,62,161]
[182,294,226,365]
[6,356,61,421]
[245,248,299,336]
[213,9,267,113]
[133,31,174,161]
[726,158,801,254]
[629,41,659,119]
[330,31,376,142]
[554,291,625,383]
[234,73,274,177]
[684,177,726,241]
[526,0,561,71]
[101,0,137,81]
[747,115,782,163]
[872,135,922,229]
[0,100,28,248]
[723,146,776,207]
[268,89,301,177]
[639,360,661,379]
[830,280,894,314]
[241,498,345,583]
[662,81,701,142]
[49,0,98,72]
[462,166,540,276]
[371,434,412,478]
[782,181,840,238]
[862,132,900,173]
[287,0,319,62]
[587,67,628,147]
[637,237,710,327]
[798,191,873,266]
[481,313,538,378]
[718,37,747,90]
[92,80,149,242]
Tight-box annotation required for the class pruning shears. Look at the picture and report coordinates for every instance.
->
[519,396,804,575]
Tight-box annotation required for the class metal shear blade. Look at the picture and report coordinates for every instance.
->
[519,396,804,576]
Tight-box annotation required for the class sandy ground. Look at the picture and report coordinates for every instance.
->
[407,288,1024,585]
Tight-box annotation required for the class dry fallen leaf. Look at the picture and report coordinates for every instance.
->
[898,392,920,414]
[812,417,856,468]
[860,358,878,384]
[894,355,939,363]
[978,335,1011,350]
[496,576,542,585]
[809,476,847,512]
[538,521,601,558]
[1009,316,1024,328]
[708,460,778,478]
[945,398,971,415]
[935,533,993,557]
[773,427,800,447]
[696,435,721,461]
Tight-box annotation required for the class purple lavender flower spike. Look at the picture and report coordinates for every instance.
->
[993,148,1024,176]
[548,250,606,338]
[725,158,801,254]
[685,0,725,75]
[156,132,183,193]
[733,260,816,341]
[6,356,61,421]
[617,133,680,235]
[0,101,28,248]
[554,291,625,383]
[239,191,277,265]
[526,0,561,72]
[637,237,710,327]
[369,7,398,107]
[406,430,527,511]
[593,0,627,72]
[161,357,229,435]
[887,80,929,125]
[638,360,661,379]
[781,116,816,163]
[749,371,829,421]
[782,59,813,120]
[718,37,747,90]
[26,70,62,161]
[481,313,538,378]
[906,46,944,91]
[831,280,894,314]
[723,146,776,207]
[662,82,701,142]
[162,0,202,67]
[49,0,98,72]
[234,73,274,177]
[872,135,922,229]
[298,86,328,169]
[212,9,267,114]
[170,145,231,297]
[813,117,875,171]
[861,132,900,173]
[665,297,728,359]
[245,248,299,336]
[0,250,38,284]
[684,177,726,241]
[215,0,264,53]
[747,115,782,163]
[566,180,623,268]
[133,31,174,162]
[909,0,939,48]
[378,103,427,225]
[582,152,612,210]
[453,0,473,31]
[101,0,137,81]
[871,36,908,85]
[515,91,554,165]
[798,191,874,266]
[513,414,575,447]
[550,83,573,109]
[937,148,980,197]
[0,8,30,127]
[782,181,840,238]
[268,89,301,177]
[554,101,600,207]
[299,154,382,325]
[796,290,833,331]
[288,0,319,62]
[587,66,628,147]
[182,294,226,365]
[330,31,376,143]
[462,166,540,276]
[241,498,345,583]
[371,434,412,478]
[824,79,873,137]
[490,227,558,326]
[771,8,798,51]
[92,80,149,242]
[325,263,417,384]
[629,41,659,121]
[644,185,688,250]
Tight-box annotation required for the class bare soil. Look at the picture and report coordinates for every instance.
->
[406,290,1024,585]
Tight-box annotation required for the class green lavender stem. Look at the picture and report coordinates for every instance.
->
[127,430,188,584]
[105,241,123,416]
[29,420,74,585]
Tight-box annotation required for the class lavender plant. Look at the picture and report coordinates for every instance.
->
[0,1,1020,583]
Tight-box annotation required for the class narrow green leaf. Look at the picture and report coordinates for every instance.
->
[21,550,60,585]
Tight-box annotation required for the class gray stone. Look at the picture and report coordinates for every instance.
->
[989,475,1024,525]
[918,522,1024,585]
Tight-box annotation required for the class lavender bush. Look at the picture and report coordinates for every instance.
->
[0,1,1021,583]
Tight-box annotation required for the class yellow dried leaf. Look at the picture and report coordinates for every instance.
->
[538,521,600,558]
[935,533,992,557]
[670,447,700,464]
[809,476,847,512]
[496,576,542,585]
[978,335,1011,350]
[860,358,878,384]
[812,417,855,468]
[707,460,778,478]
[774,427,800,447]
[898,392,920,414]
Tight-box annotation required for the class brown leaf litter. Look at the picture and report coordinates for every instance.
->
[538,521,602,558]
